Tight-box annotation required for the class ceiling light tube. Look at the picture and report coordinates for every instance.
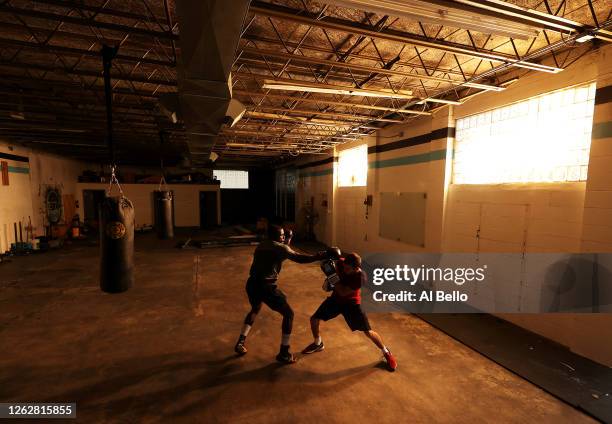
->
[261,79,413,99]
[511,61,563,73]
[417,98,463,105]
[462,82,505,91]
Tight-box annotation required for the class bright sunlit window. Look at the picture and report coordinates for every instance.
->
[338,144,368,187]
[453,82,596,184]
[213,170,249,189]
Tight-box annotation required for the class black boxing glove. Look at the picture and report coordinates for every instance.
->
[326,247,342,260]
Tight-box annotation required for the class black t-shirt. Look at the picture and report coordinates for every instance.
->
[248,239,294,281]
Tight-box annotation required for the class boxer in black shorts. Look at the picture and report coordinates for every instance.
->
[235,225,324,364]
[302,252,398,371]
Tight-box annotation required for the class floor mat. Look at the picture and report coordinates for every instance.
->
[416,314,612,423]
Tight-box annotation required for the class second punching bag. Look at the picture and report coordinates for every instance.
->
[100,196,135,293]
[154,190,174,239]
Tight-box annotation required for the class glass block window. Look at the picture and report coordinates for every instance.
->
[338,144,368,187]
[213,170,249,189]
[453,82,596,184]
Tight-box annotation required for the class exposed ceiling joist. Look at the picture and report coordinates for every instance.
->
[0,0,604,165]
[0,62,176,87]
[0,37,176,67]
[240,33,466,78]
[238,47,504,90]
[0,4,178,40]
[245,106,406,123]
[234,89,432,115]
[249,1,563,73]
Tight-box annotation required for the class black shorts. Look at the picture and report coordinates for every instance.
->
[312,297,371,332]
[246,277,289,312]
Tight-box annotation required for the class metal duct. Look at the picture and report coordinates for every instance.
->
[174,0,250,164]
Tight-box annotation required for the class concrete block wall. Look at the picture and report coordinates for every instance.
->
[293,44,612,366]
[444,183,586,253]
[76,182,221,228]
[582,45,612,253]
[361,111,453,252]
[442,45,612,367]
[0,141,92,253]
[293,154,335,246]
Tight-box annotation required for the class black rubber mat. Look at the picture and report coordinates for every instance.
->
[416,314,612,423]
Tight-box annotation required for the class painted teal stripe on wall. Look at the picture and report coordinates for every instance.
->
[592,121,612,139]
[7,166,30,174]
[299,168,333,177]
[369,149,446,169]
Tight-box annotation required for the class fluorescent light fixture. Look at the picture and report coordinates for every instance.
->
[499,77,519,86]
[246,111,306,121]
[326,0,541,39]
[417,98,462,105]
[261,79,413,100]
[576,34,595,43]
[226,142,263,148]
[245,111,351,127]
[463,82,506,91]
[512,62,563,73]
[594,29,612,43]
[226,142,300,149]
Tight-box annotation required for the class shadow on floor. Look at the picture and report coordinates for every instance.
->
[3,352,383,420]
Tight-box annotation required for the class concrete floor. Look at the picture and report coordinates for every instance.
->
[0,234,597,423]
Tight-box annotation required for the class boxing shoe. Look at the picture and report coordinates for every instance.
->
[302,341,325,354]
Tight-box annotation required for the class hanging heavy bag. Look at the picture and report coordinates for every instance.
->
[154,190,174,239]
[100,195,135,293]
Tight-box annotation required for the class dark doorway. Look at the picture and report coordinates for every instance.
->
[219,170,275,225]
[83,189,106,231]
[200,191,217,228]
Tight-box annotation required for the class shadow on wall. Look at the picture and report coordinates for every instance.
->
[542,254,612,312]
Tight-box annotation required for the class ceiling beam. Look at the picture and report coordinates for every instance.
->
[249,1,562,73]
[30,0,170,25]
[0,74,173,99]
[246,105,404,123]
[239,47,503,90]
[244,111,377,128]
[0,99,157,117]
[234,89,432,115]
[0,4,178,40]
[0,61,176,87]
[0,21,172,52]
[0,37,176,67]
[431,0,585,33]
[240,33,466,78]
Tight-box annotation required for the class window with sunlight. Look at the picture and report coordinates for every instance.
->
[338,145,368,187]
[453,82,596,184]
[213,170,249,189]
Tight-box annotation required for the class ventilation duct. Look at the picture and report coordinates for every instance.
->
[174,0,251,164]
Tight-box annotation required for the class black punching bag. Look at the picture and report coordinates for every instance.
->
[154,190,174,239]
[100,196,135,293]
